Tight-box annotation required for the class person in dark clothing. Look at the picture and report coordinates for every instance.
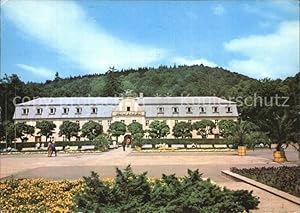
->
[126,138,131,148]
[122,140,126,151]
[50,141,57,157]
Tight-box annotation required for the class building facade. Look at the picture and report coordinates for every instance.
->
[13,96,238,142]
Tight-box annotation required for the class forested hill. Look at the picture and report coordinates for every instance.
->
[1,64,299,122]
[38,65,253,97]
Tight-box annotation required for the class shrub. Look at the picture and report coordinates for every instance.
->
[74,165,259,212]
[1,141,95,150]
[141,138,228,146]
[131,137,144,148]
[92,135,109,151]
[231,166,300,197]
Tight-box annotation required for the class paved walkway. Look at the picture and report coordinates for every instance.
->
[1,148,299,212]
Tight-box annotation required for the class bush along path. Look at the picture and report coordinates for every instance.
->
[74,165,259,213]
[231,166,300,198]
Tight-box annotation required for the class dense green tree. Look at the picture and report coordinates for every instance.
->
[3,121,16,145]
[103,67,123,97]
[218,120,236,138]
[246,131,270,150]
[81,121,103,141]
[226,120,258,147]
[148,120,170,139]
[15,122,35,143]
[59,121,80,141]
[192,119,216,138]
[108,121,126,142]
[36,120,56,142]
[0,74,26,123]
[54,72,62,81]
[260,110,298,160]
[127,122,144,140]
[172,121,192,138]
[0,122,4,141]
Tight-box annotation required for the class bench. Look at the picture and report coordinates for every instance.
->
[65,146,79,151]
[55,146,64,151]
[271,144,277,149]
[214,144,228,149]
[81,145,95,151]
[171,144,185,149]
[199,144,214,149]
[187,144,199,149]
[21,147,37,152]
[109,141,118,149]
[109,144,116,149]
[142,144,153,149]
[3,147,18,152]
[155,144,168,148]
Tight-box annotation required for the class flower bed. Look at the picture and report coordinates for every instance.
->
[139,138,229,146]
[231,166,300,197]
[1,166,260,212]
[0,179,83,212]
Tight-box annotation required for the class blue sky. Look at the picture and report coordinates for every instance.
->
[1,0,299,82]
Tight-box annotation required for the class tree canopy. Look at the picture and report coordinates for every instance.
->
[218,120,236,138]
[127,122,144,140]
[59,121,80,141]
[36,120,56,142]
[172,121,192,138]
[226,120,259,147]
[148,120,170,139]
[108,121,126,141]
[192,120,216,138]
[15,122,35,143]
[81,121,103,141]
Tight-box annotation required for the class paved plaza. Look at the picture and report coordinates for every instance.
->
[1,148,299,212]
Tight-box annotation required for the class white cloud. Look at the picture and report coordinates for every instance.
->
[17,64,55,78]
[171,57,218,67]
[3,0,166,73]
[213,5,225,16]
[224,21,299,79]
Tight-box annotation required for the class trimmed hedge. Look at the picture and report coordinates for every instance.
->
[1,138,230,150]
[142,138,228,145]
[231,166,300,197]
[0,141,94,151]
[132,139,229,149]
[140,138,228,145]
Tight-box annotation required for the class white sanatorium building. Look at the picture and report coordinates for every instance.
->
[13,96,238,142]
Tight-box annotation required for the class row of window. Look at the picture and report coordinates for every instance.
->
[22,106,233,116]
[73,119,220,127]
[22,107,98,115]
[157,106,232,114]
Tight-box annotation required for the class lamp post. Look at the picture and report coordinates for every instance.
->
[5,93,8,148]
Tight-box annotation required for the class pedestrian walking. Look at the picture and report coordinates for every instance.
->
[47,142,52,157]
[50,141,57,157]
[122,140,126,151]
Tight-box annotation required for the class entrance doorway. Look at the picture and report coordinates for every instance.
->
[124,135,132,145]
